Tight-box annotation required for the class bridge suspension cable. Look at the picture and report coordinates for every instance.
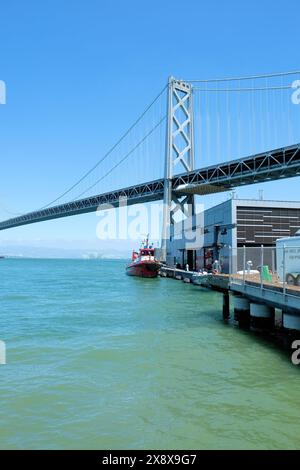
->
[74,116,166,200]
[193,85,292,92]
[186,70,300,83]
[40,84,167,209]
[192,70,300,168]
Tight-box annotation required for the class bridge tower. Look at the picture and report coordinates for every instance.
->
[161,77,195,263]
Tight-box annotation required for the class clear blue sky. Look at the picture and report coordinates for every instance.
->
[0,0,299,253]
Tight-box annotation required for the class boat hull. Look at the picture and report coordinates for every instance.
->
[126,261,160,278]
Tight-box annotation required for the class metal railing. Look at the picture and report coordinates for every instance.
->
[229,245,300,302]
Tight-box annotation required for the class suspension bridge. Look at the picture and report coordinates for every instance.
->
[1,71,300,260]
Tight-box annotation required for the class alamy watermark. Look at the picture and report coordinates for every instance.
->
[0,340,6,365]
[291,340,300,365]
[0,80,6,105]
[291,80,300,105]
[95,198,205,249]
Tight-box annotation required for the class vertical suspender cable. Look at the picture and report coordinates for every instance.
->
[205,82,210,165]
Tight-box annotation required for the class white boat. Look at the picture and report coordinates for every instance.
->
[192,271,211,286]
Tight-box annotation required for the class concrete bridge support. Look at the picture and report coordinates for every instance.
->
[282,312,300,332]
[233,296,250,328]
[250,303,275,331]
[223,292,230,320]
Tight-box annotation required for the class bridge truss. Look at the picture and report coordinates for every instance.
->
[0,143,299,232]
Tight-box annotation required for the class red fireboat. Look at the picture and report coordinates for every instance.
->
[126,238,160,278]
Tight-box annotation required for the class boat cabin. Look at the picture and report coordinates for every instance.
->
[140,248,155,257]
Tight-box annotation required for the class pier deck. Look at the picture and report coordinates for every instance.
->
[160,267,300,314]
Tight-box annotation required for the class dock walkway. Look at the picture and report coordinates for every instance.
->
[160,266,300,315]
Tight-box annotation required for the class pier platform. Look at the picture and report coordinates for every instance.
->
[160,266,300,318]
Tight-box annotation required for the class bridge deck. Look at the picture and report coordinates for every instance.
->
[0,143,299,231]
[174,143,300,195]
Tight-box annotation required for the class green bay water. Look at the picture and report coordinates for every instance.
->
[0,258,299,450]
